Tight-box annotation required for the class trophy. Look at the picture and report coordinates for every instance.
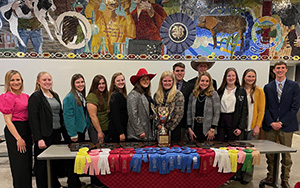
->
[151,103,175,147]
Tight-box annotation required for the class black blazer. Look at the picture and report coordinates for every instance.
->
[28,90,67,142]
[108,89,128,142]
[188,76,217,91]
[218,86,248,131]
[178,80,193,129]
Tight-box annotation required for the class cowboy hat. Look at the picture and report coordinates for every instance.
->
[130,68,156,85]
[191,56,215,71]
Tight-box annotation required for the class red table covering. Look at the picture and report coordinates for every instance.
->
[97,162,240,188]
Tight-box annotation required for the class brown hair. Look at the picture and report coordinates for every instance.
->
[274,60,287,68]
[108,72,127,110]
[88,75,108,109]
[172,62,185,70]
[193,72,214,97]
[242,68,257,103]
[133,77,151,96]
[71,74,86,106]
[4,70,24,93]
[218,67,240,93]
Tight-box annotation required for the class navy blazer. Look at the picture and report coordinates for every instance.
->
[263,79,300,132]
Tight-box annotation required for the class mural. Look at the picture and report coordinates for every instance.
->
[0,0,299,60]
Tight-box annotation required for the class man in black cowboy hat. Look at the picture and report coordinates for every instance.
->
[188,56,217,90]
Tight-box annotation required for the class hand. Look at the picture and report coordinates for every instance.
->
[188,128,196,141]
[139,132,146,139]
[120,134,126,141]
[140,1,154,17]
[157,125,162,130]
[205,129,215,141]
[17,138,26,153]
[38,139,47,149]
[270,122,282,130]
[98,131,105,143]
[252,125,260,136]
[233,129,241,136]
[71,137,78,142]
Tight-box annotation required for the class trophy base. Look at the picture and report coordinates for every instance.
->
[158,135,170,147]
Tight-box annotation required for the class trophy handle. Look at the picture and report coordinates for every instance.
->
[151,103,158,120]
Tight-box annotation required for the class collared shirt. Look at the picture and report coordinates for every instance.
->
[176,80,183,91]
[275,78,286,94]
[221,87,237,113]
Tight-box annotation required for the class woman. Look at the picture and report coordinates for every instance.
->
[236,69,265,185]
[28,72,80,188]
[86,75,110,144]
[63,74,90,142]
[127,68,156,141]
[153,71,184,141]
[108,72,128,142]
[242,68,265,140]
[0,70,32,188]
[187,72,220,141]
[217,67,248,141]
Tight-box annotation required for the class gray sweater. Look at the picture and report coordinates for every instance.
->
[187,91,221,135]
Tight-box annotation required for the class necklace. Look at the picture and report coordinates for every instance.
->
[197,95,206,103]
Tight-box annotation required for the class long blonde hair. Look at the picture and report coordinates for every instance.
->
[155,71,177,104]
[35,71,54,92]
[4,70,24,93]
[193,72,214,97]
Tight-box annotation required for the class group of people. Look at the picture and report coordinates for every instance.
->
[0,58,299,188]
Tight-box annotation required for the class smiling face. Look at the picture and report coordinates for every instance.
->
[9,73,22,93]
[226,70,236,86]
[114,75,125,90]
[74,78,85,92]
[197,63,208,74]
[37,73,52,92]
[199,75,210,91]
[162,75,173,90]
[273,64,287,81]
[244,71,256,86]
[139,76,150,88]
[98,78,106,92]
[173,66,185,82]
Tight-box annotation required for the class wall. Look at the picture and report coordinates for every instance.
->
[0,59,270,135]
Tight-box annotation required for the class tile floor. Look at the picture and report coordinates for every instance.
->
[1,135,300,188]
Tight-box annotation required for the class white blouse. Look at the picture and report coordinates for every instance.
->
[221,87,236,113]
[247,94,254,131]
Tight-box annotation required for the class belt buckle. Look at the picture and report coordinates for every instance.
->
[195,116,203,123]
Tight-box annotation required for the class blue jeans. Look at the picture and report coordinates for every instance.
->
[18,28,43,53]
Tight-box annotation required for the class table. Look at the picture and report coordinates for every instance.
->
[38,140,296,188]
[239,140,297,188]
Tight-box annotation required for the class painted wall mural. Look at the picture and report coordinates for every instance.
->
[0,0,299,60]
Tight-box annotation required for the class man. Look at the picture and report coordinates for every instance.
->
[172,62,193,141]
[261,61,300,188]
[188,56,217,90]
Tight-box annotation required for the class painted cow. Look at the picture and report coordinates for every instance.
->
[0,0,58,47]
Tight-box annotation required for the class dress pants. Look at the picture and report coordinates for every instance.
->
[5,121,32,188]
[265,129,293,181]
[217,113,239,141]
[34,129,81,188]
